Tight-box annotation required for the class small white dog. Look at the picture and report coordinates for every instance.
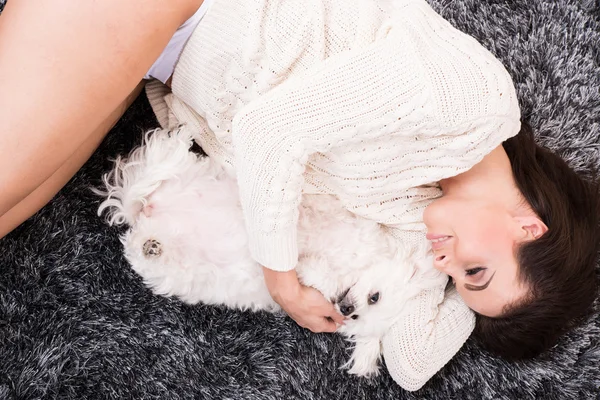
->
[98,128,438,377]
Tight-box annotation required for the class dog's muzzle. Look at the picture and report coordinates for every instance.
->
[336,287,359,320]
[143,239,162,258]
[339,303,355,316]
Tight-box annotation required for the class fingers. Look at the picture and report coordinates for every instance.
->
[318,319,339,333]
[313,289,345,327]
[317,296,345,325]
[309,304,344,332]
[305,317,338,333]
[280,283,346,333]
[328,309,346,325]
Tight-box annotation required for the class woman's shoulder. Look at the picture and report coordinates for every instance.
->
[387,0,520,123]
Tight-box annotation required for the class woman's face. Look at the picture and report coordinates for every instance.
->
[423,195,530,317]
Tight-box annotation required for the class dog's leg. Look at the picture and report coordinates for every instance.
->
[296,255,342,301]
[344,337,382,378]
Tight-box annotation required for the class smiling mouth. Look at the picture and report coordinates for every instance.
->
[429,235,452,250]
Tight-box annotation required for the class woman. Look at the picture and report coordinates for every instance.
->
[1,0,598,391]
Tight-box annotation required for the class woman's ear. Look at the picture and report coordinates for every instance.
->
[515,216,548,240]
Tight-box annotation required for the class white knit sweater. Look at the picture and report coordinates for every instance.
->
[145,0,521,391]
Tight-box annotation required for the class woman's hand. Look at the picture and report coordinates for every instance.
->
[262,266,345,333]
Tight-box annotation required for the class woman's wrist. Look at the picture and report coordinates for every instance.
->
[262,266,300,304]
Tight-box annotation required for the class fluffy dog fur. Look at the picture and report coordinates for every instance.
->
[97,128,441,377]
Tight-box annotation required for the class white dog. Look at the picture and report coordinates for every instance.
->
[97,128,439,377]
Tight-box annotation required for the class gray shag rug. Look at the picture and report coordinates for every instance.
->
[1,1,599,398]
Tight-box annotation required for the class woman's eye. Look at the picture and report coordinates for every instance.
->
[465,267,486,276]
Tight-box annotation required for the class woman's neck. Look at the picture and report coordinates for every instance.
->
[440,145,519,205]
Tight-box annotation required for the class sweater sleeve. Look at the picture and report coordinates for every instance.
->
[382,283,475,391]
[231,32,427,271]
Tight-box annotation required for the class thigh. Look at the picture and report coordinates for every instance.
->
[0,81,146,240]
[0,0,202,217]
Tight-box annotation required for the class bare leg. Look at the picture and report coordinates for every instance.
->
[0,0,202,233]
[0,82,145,239]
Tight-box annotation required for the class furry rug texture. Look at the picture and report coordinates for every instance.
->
[1,0,599,399]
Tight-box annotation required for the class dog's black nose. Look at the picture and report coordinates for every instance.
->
[339,304,355,316]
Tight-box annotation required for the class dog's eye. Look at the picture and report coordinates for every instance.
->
[368,292,380,305]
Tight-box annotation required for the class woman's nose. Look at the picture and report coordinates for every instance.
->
[433,253,450,272]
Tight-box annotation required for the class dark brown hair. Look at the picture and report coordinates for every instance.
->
[474,121,600,360]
